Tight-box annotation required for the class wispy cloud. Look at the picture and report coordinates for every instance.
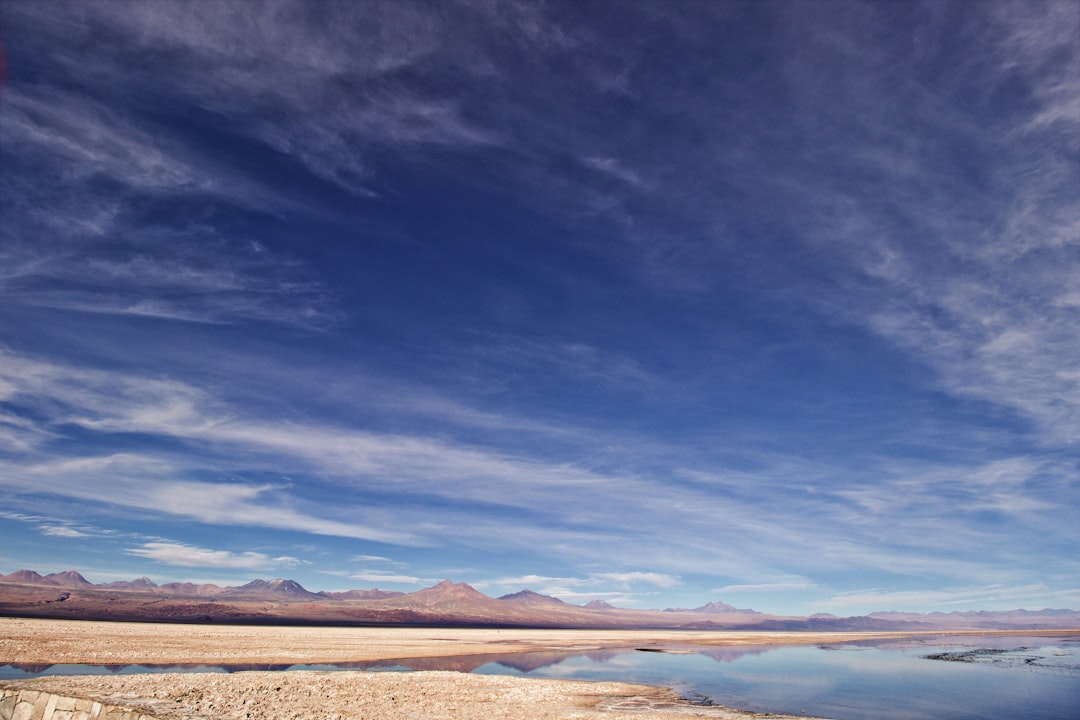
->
[1,0,1076,613]
[271,556,307,569]
[580,156,649,190]
[749,3,1080,447]
[38,525,91,538]
[0,409,55,453]
[350,555,400,565]
[480,570,680,606]
[127,542,275,569]
[349,571,427,586]
[714,582,817,594]
[0,450,416,546]
[1,86,198,192]
[823,584,1080,614]
[592,572,681,589]
[462,335,656,389]
[10,0,500,197]
[0,512,108,541]
[4,344,1074,595]
[0,52,337,329]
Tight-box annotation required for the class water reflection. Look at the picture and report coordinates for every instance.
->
[3,634,1078,720]
[0,644,772,679]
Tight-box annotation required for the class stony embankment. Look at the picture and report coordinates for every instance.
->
[0,685,186,720]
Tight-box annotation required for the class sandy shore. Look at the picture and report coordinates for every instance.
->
[2,670,813,719]
[8,618,1067,719]
[0,617,935,665]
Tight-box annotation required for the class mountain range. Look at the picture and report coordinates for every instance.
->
[2,569,1077,631]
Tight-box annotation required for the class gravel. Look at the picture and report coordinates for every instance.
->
[6,670,814,719]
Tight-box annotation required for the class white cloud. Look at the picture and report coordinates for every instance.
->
[0,75,336,329]
[271,556,307,568]
[479,571,680,606]
[592,572,681,588]
[0,2,1076,616]
[0,449,417,546]
[731,3,1080,452]
[993,0,1080,142]
[0,511,47,523]
[38,525,90,538]
[350,555,405,566]
[0,87,202,193]
[18,0,499,198]
[713,582,816,594]
[0,224,338,329]
[127,542,272,569]
[2,512,113,541]
[581,156,648,189]
[822,584,1080,614]
[0,348,664,527]
[487,574,582,588]
[0,409,56,453]
[350,571,426,586]
[9,341,1066,584]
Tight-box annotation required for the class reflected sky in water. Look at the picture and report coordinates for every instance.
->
[3,635,1078,720]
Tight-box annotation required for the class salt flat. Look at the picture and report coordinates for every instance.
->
[7,618,1064,719]
[0,617,936,665]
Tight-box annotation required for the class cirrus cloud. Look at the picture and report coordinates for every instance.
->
[125,542,303,570]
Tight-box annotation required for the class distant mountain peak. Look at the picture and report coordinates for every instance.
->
[45,570,94,588]
[3,570,59,586]
[4,567,1078,630]
[499,589,567,605]
[102,577,160,592]
[440,579,478,591]
[664,599,761,614]
[228,578,320,599]
[319,588,405,601]
[418,579,484,596]
[584,599,616,610]
[402,580,494,609]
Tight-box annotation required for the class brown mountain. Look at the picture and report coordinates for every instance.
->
[2,570,59,586]
[665,600,760,614]
[221,579,322,600]
[320,588,405,601]
[44,571,95,588]
[391,580,501,614]
[2,568,1078,630]
[498,590,568,606]
[101,577,159,591]
[158,582,225,597]
[584,599,616,610]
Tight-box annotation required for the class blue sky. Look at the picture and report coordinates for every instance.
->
[0,0,1077,616]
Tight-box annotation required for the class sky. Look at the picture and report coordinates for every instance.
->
[0,0,1077,616]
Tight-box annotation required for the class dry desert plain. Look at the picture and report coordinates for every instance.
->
[5,618,1069,720]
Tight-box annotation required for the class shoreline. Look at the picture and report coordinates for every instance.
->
[3,619,1078,720]
[1,670,819,719]
[5,616,1074,665]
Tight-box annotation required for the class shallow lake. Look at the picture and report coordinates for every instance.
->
[3,634,1078,720]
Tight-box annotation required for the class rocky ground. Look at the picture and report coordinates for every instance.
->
[4,671,814,720]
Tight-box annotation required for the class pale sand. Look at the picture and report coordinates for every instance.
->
[3,671,812,719]
[6,617,1045,719]
[0,617,934,665]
